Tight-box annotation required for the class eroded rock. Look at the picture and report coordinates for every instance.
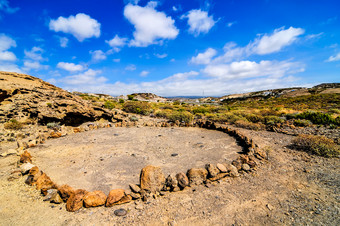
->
[187,168,208,186]
[140,165,165,193]
[66,189,88,212]
[83,190,107,208]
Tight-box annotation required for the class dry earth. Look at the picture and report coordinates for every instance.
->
[0,126,339,225]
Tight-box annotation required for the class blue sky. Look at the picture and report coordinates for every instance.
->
[0,0,339,96]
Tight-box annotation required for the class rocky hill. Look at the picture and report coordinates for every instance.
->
[0,71,115,126]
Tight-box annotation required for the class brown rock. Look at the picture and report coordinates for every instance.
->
[130,192,141,200]
[50,192,63,204]
[34,173,55,191]
[25,166,43,185]
[66,189,88,212]
[226,164,239,177]
[20,150,32,163]
[209,173,228,181]
[83,190,107,208]
[248,160,257,168]
[187,168,208,186]
[176,172,189,189]
[205,164,219,178]
[231,160,242,171]
[115,195,132,205]
[129,184,141,193]
[105,189,125,207]
[242,163,251,171]
[58,184,75,202]
[165,174,179,191]
[140,165,165,193]
[216,163,227,173]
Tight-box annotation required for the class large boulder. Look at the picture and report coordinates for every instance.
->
[187,168,208,186]
[83,191,107,208]
[66,189,88,212]
[140,165,165,193]
[58,184,75,202]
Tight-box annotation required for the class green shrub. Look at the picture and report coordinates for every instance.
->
[168,111,193,123]
[103,100,115,110]
[192,106,210,115]
[129,116,139,122]
[123,101,152,115]
[119,99,125,104]
[296,111,338,125]
[127,94,135,100]
[4,119,23,130]
[264,116,284,125]
[293,119,312,127]
[46,102,52,107]
[234,120,264,131]
[245,114,264,123]
[292,134,340,158]
[47,122,61,130]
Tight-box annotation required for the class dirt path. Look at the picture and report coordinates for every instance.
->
[0,127,339,225]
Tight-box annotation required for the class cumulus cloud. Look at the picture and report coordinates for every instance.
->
[125,64,136,71]
[90,50,107,62]
[0,0,19,17]
[190,48,217,65]
[326,52,340,62]
[62,69,107,86]
[57,62,85,72]
[182,9,216,36]
[140,70,149,77]
[155,53,168,58]
[0,33,17,61]
[212,27,304,63]
[106,35,128,52]
[0,63,21,73]
[59,37,68,48]
[49,13,101,42]
[24,47,45,61]
[124,3,179,47]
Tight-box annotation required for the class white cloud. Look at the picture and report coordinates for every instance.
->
[190,48,217,65]
[172,6,178,12]
[182,9,216,36]
[124,3,179,47]
[63,69,106,85]
[253,27,305,55]
[90,50,107,62]
[0,63,22,73]
[106,35,128,48]
[213,27,305,63]
[113,58,121,63]
[0,50,16,61]
[327,52,340,62]
[305,32,323,40]
[59,37,68,48]
[203,60,303,79]
[125,64,136,71]
[227,21,236,27]
[24,47,45,61]
[0,0,19,16]
[0,33,16,51]
[140,70,149,77]
[49,13,101,42]
[57,62,85,72]
[155,53,167,58]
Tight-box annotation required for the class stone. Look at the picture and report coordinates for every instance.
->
[205,164,219,178]
[43,189,58,201]
[28,140,37,147]
[187,168,208,186]
[231,160,242,171]
[209,173,228,181]
[50,192,63,204]
[238,155,249,164]
[225,164,239,177]
[20,150,32,163]
[34,173,55,191]
[140,190,150,202]
[176,172,189,189]
[129,184,141,193]
[165,174,179,191]
[105,189,125,207]
[140,165,166,193]
[114,208,127,216]
[66,189,88,212]
[242,163,251,171]
[25,166,43,185]
[216,163,227,173]
[20,162,35,174]
[58,184,75,202]
[130,192,141,200]
[83,190,107,208]
[7,171,22,181]
[115,195,132,205]
[248,160,257,168]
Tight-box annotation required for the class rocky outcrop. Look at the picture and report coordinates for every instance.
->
[0,71,115,126]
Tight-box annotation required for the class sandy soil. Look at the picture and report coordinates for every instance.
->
[30,127,241,192]
[0,126,339,226]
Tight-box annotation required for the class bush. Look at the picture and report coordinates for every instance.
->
[129,116,139,122]
[264,116,284,125]
[47,122,61,130]
[292,134,340,158]
[123,101,152,115]
[234,120,265,131]
[4,119,23,130]
[293,119,312,127]
[127,94,135,100]
[168,111,193,123]
[192,106,210,115]
[295,111,338,125]
[103,100,115,110]
[46,102,52,107]
[119,99,125,104]
[245,114,264,123]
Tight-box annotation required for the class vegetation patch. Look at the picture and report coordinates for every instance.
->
[4,119,23,130]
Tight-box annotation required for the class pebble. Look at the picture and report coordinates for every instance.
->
[171,153,178,157]
[114,208,127,216]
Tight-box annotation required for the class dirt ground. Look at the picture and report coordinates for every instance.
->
[0,126,339,226]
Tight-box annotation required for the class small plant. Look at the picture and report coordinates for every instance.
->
[129,116,139,122]
[103,100,115,110]
[4,119,23,130]
[292,134,340,158]
[119,99,125,104]
[168,111,193,123]
[293,119,312,127]
[123,101,152,115]
[46,122,61,130]
[46,102,52,107]
[127,94,135,100]
[295,111,338,125]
